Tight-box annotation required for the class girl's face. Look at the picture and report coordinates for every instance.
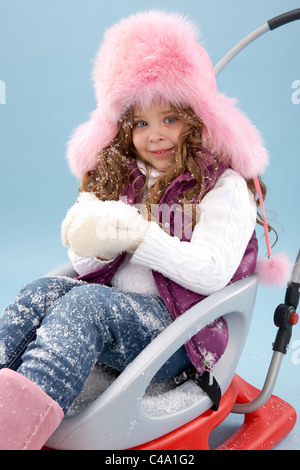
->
[132,102,185,172]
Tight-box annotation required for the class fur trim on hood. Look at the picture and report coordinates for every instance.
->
[66,10,269,180]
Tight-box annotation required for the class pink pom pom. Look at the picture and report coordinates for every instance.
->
[255,253,292,286]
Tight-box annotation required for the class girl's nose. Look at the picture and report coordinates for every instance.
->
[148,129,166,142]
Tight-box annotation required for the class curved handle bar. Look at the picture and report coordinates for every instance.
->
[214,8,300,76]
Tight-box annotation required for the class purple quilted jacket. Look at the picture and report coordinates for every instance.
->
[77,162,258,374]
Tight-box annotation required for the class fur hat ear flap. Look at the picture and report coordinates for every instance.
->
[66,109,118,179]
[200,93,269,179]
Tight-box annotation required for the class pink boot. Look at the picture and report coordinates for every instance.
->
[0,369,64,450]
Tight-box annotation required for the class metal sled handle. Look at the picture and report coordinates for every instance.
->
[233,250,300,414]
[214,8,300,76]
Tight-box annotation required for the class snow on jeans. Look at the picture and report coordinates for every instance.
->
[0,277,191,413]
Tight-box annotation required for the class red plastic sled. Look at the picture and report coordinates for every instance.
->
[132,374,297,451]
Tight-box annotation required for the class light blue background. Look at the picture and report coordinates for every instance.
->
[0,0,299,449]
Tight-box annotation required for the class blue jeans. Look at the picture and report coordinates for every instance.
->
[0,277,191,413]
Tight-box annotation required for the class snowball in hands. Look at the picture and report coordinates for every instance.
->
[61,192,150,259]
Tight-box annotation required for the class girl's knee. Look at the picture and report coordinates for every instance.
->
[16,277,84,315]
[69,283,111,300]
[20,276,81,295]
[19,277,53,293]
[62,284,110,312]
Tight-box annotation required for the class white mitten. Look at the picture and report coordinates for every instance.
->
[61,192,103,248]
[62,195,150,259]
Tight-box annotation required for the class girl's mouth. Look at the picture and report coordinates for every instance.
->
[149,148,174,158]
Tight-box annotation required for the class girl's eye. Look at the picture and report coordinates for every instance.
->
[165,116,177,124]
[135,121,147,128]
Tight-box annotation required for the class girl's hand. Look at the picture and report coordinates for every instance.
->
[62,195,149,259]
[61,192,102,249]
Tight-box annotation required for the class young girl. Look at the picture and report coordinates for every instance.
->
[0,11,284,450]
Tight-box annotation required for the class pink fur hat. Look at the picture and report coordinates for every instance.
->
[66,10,269,181]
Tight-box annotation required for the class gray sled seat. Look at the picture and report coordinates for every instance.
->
[44,262,258,450]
